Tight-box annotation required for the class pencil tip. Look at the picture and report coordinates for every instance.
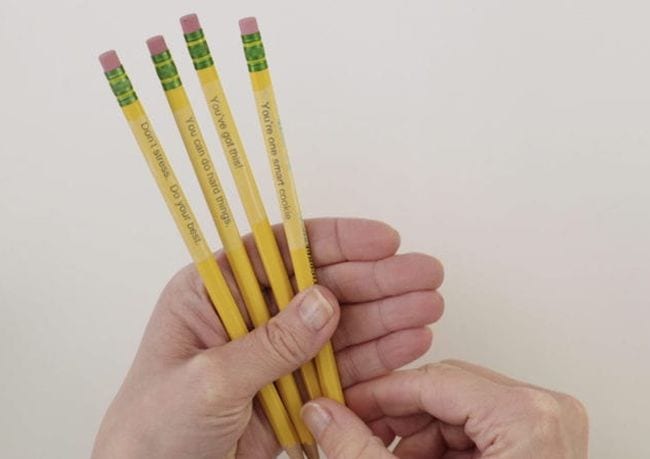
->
[285,445,306,459]
[303,443,320,459]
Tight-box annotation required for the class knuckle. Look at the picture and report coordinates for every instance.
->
[438,358,465,368]
[187,353,229,407]
[511,387,589,449]
[558,392,589,427]
[187,352,216,379]
[159,266,197,304]
[517,387,561,416]
[514,387,564,433]
[166,264,194,290]
[422,361,461,377]
[262,318,308,366]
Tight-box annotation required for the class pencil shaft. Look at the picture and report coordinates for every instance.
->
[241,29,345,403]
[150,46,316,449]
[183,26,322,401]
[101,60,301,453]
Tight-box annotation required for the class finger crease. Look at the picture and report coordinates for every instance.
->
[376,297,393,335]
[375,337,392,373]
[371,260,389,299]
[333,218,348,262]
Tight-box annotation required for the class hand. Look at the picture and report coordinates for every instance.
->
[91,218,444,459]
[301,360,588,458]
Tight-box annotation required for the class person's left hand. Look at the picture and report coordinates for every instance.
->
[92,218,444,458]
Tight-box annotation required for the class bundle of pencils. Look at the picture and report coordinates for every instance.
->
[99,14,343,459]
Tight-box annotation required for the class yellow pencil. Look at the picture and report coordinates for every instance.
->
[239,17,345,403]
[180,14,323,402]
[99,50,303,459]
[146,36,318,459]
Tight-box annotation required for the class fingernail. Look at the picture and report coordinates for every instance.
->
[301,402,332,436]
[299,288,334,330]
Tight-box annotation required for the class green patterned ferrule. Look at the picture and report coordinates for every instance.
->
[241,32,268,72]
[183,28,214,70]
[105,66,138,106]
[151,50,182,91]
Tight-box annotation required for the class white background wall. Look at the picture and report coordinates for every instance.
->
[1,0,648,457]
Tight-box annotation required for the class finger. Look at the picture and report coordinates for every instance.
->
[337,328,433,387]
[441,359,560,396]
[439,423,474,451]
[346,363,506,426]
[441,359,568,401]
[214,250,252,325]
[392,421,447,459]
[301,399,395,459]
[237,399,281,457]
[152,249,255,353]
[367,414,434,445]
[440,450,478,459]
[146,266,230,357]
[203,286,340,399]
[318,253,444,304]
[242,218,401,285]
[441,359,525,386]
[379,418,474,458]
[333,290,444,351]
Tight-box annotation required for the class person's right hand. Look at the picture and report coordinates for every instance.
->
[302,360,588,458]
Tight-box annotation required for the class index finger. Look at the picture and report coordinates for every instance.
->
[346,363,506,427]
[242,218,401,279]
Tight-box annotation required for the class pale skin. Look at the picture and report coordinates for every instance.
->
[92,217,588,458]
[301,361,589,458]
[92,218,445,458]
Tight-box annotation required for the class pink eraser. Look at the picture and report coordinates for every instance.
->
[239,17,259,35]
[180,13,201,34]
[146,35,168,56]
[99,50,121,72]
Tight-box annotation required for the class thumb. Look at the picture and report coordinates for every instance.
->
[301,398,394,459]
[213,285,340,399]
